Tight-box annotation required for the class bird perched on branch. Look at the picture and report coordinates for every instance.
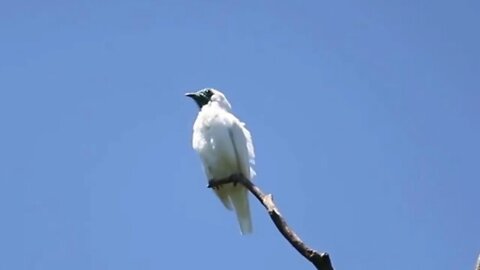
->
[186,88,256,235]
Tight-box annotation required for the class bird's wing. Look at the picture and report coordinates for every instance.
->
[239,120,255,177]
[226,117,255,234]
[228,118,255,180]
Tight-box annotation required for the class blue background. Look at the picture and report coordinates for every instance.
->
[1,1,479,269]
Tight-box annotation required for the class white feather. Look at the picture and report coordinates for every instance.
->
[191,89,255,234]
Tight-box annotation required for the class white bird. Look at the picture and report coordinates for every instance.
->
[186,88,255,235]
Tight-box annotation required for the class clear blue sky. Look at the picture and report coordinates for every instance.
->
[1,1,478,269]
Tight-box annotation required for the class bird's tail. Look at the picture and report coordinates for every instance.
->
[229,185,252,235]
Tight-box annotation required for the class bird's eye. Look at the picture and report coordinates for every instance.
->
[204,89,214,98]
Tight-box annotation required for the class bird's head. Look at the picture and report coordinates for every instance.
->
[185,88,231,110]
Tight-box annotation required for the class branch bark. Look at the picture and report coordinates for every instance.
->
[208,174,334,270]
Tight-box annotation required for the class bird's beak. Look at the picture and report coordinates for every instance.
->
[185,91,204,109]
[185,92,197,98]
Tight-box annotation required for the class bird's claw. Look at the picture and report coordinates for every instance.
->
[208,180,223,190]
[208,174,243,189]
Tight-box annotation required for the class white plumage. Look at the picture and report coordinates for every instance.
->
[187,89,255,235]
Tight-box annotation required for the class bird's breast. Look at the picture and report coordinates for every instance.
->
[193,111,240,180]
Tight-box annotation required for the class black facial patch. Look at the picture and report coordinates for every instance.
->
[202,89,214,100]
[189,89,214,109]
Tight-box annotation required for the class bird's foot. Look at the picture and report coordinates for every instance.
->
[208,180,225,190]
[207,174,244,189]
[231,175,239,187]
[229,173,245,187]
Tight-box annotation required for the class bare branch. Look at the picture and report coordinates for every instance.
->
[208,174,334,270]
